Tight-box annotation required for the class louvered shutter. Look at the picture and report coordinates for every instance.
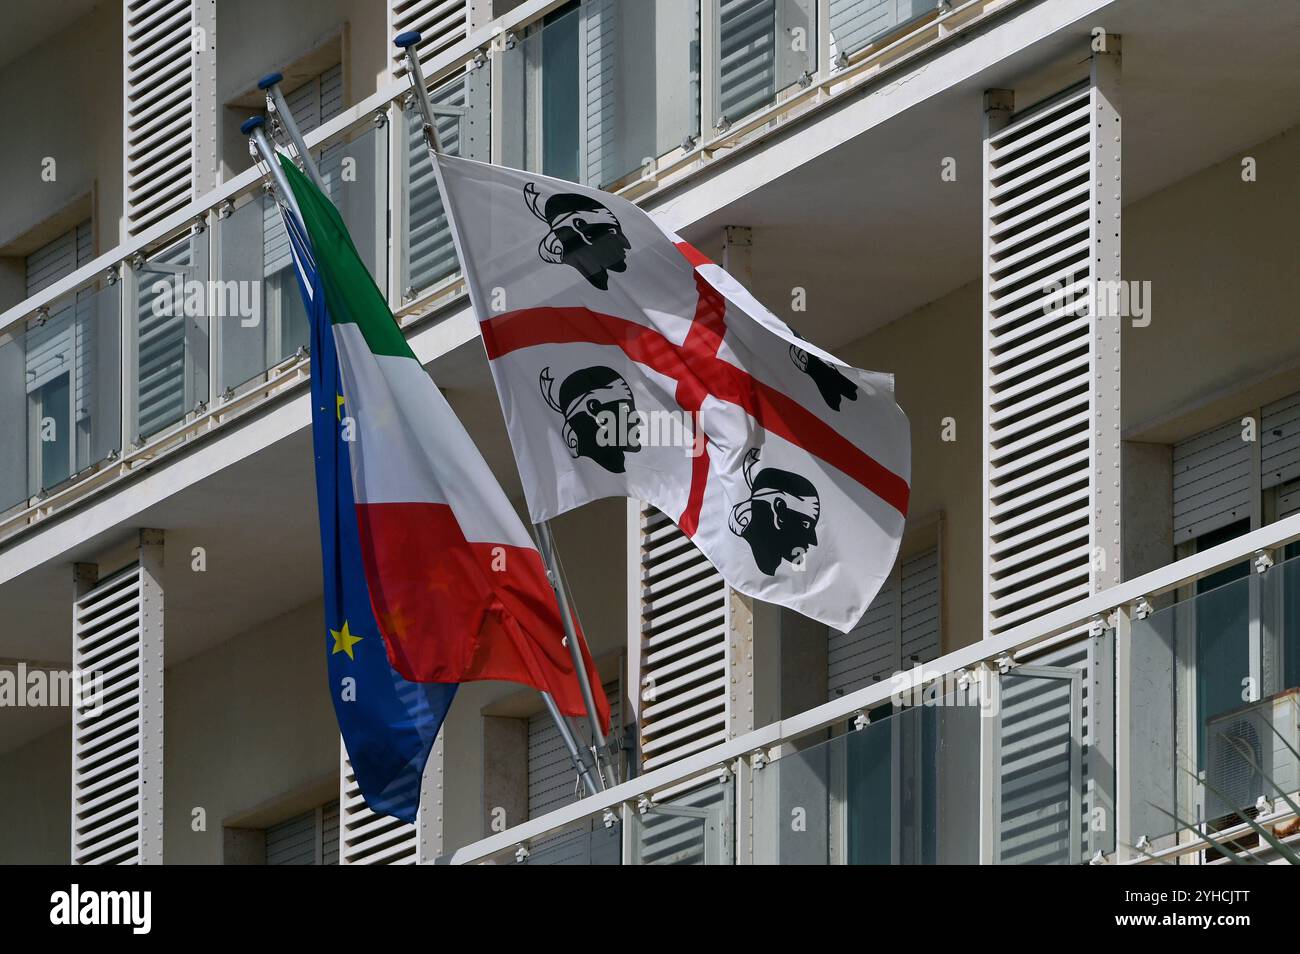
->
[1262,392,1300,491]
[24,224,93,437]
[134,238,201,438]
[72,558,164,865]
[580,0,618,188]
[635,505,729,772]
[828,546,940,700]
[24,226,81,297]
[339,742,418,864]
[996,664,1082,864]
[829,0,932,63]
[389,0,469,75]
[124,0,214,235]
[1173,420,1252,544]
[900,548,941,666]
[717,0,776,124]
[402,72,485,296]
[828,576,898,698]
[265,809,319,865]
[321,800,340,864]
[982,69,1122,639]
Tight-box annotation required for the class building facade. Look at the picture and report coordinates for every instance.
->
[1,0,1299,865]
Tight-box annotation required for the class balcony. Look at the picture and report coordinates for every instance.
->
[0,0,990,545]
[440,514,1300,865]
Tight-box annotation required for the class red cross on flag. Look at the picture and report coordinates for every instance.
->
[434,154,910,632]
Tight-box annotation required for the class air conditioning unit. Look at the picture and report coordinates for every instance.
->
[1204,689,1300,825]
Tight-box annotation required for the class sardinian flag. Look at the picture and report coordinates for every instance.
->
[433,155,910,631]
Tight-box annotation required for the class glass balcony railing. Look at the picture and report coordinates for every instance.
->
[131,231,209,442]
[829,0,935,64]
[0,279,121,512]
[1127,552,1300,854]
[630,780,734,864]
[754,696,980,864]
[399,69,488,301]
[217,122,389,398]
[469,770,735,866]
[716,0,816,127]
[500,0,701,190]
[0,0,964,533]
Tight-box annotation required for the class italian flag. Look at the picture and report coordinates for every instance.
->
[281,155,609,732]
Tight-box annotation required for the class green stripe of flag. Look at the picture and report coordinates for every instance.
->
[279,154,414,360]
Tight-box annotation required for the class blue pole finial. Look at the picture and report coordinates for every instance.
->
[394,31,422,49]
[240,116,266,136]
[257,72,284,91]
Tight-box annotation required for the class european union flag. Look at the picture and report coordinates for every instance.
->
[282,205,456,823]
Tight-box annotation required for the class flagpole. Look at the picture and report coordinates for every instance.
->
[242,117,304,228]
[395,31,616,787]
[535,519,616,777]
[393,31,444,157]
[258,72,330,194]
[394,29,610,796]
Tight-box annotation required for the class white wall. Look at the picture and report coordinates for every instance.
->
[0,2,120,283]
[0,724,70,863]
[163,598,337,863]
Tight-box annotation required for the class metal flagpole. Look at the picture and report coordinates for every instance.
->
[393,31,444,158]
[535,520,616,777]
[242,117,304,228]
[395,30,616,788]
[258,72,329,194]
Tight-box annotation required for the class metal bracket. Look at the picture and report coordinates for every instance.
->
[994,653,1015,675]
[1089,614,1107,638]
[1254,549,1275,574]
[602,809,618,829]
[105,265,119,285]
[1089,849,1106,865]
[751,749,768,770]
[715,764,732,785]
[1255,795,1274,815]
[797,70,813,89]
[217,201,234,219]
[513,843,530,863]
[372,108,388,129]
[471,47,489,71]
[636,796,653,816]
[714,115,731,134]
[835,51,849,70]
[680,133,697,152]
[852,710,869,731]
[1133,596,1153,620]
[1134,834,1150,852]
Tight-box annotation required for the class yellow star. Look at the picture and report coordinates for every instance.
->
[336,393,346,420]
[330,621,363,660]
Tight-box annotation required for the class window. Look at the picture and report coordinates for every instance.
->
[827,544,941,700]
[264,800,339,865]
[826,540,943,863]
[23,220,94,492]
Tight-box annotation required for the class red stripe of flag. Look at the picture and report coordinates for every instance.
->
[479,307,910,517]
